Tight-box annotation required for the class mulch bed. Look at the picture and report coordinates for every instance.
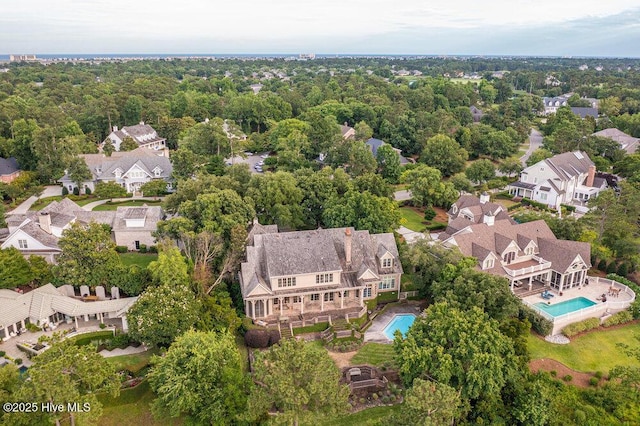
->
[529,359,596,388]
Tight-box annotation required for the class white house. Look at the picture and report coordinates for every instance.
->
[507,151,607,207]
[59,147,173,194]
[102,122,166,151]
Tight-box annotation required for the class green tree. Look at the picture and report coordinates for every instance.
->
[148,330,248,424]
[249,339,350,425]
[53,222,121,288]
[119,136,138,151]
[93,181,127,200]
[347,141,377,177]
[8,336,119,426]
[498,157,524,177]
[525,148,553,166]
[376,143,402,183]
[247,171,304,230]
[465,159,496,184]
[322,190,400,234]
[0,248,34,288]
[67,156,92,193]
[178,188,255,237]
[140,179,167,198]
[401,164,458,208]
[393,379,465,425]
[420,134,468,177]
[102,139,114,156]
[0,203,6,228]
[395,302,518,401]
[354,121,373,141]
[450,173,474,194]
[28,255,53,287]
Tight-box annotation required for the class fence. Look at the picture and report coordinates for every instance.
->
[399,291,418,300]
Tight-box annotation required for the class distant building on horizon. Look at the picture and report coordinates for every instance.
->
[9,54,37,62]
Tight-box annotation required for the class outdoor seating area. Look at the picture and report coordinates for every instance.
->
[541,290,555,300]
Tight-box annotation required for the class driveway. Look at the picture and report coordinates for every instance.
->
[225,152,269,174]
[396,226,425,244]
[7,185,62,215]
[520,128,543,165]
[394,190,412,201]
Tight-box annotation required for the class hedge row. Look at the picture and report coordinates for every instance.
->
[244,329,281,348]
[519,305,553,336]
[606,274,640,319]
[562,318,600,337]
[521,198,551,211]
[602,310,633,327]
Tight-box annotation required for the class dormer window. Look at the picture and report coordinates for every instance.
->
[153,167,162,177]
[452,205,458,214]
[382,258,392,268]
[525,247,534,255]
[115,169,122,178]
[483,258,495,269]
[503,251,515,264]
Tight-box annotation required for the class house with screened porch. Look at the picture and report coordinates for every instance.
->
[239,222,403,323]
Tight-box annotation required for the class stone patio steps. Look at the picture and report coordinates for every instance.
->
[280,324,293,339]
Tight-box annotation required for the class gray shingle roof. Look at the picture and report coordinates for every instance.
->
[593,128,639,155]
[0,157,19,175]
[108,123,165,147]
[544,151,594,180]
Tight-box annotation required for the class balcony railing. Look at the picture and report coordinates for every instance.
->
[504,256,552,277]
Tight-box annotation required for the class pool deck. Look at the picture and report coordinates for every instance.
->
[364,303,423,343]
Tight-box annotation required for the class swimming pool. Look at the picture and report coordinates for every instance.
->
[533,296,597,317]
[383,314,416,340]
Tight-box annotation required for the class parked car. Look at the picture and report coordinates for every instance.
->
[244,151,253,156]
[260,154,269,159]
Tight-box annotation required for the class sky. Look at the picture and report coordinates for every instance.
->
[2,0,640,56]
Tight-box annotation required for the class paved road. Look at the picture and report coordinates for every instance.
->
[520,128,543,165]
[225,152,269,174]
[7,186,62,215]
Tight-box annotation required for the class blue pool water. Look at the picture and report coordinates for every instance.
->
[534,297,597,317]
[18,366,28,375]
[383,314,416,340]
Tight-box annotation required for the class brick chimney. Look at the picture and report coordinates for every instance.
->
[39,212,52,234]
[586,165,596,187]
[345,228,352,265]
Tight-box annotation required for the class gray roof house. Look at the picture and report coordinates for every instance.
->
[439,195,591,297]
[1,198,162,262]
[0,157,20,183]
[593,128,639,155]
[59,147,173,194]
[0,284,137,341]
[239,224,402,323]
[102,122,166,152]
[365,138,411,165]
[507,151,607,208]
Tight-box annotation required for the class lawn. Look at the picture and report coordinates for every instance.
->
[29,195,108,210]
[106,350,157,374]
[351,343,396,367]
[29,195,64,211]
[93,199,163,211]
[322,404,401,426]
[527,322,640,373]
[119,253,158,268]
[401,274,418,292]
[399,206,427,232]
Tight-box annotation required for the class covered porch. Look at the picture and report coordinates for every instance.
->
[507,181,536,199]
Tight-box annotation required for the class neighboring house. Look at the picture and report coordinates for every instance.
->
[542,95,598,115]
[102,122,166,151]
[240,222,403,322]
[470,106,484,123]
[0,157,20,183]
[341,123,356,140]
[439,195,591,295]
[446,192,516,233]
[0,284,137,340]
[1,198,162,262]
[593,128,639,155]
[59,147,173,194]
[113,206,162,250]
[365,138,411,165]
[507,151,607,207]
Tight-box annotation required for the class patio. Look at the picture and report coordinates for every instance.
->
[364,302,423,343]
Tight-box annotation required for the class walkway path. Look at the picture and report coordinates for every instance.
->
[7,185,62,215]
[99,345,149,358]
[396,226,426,244]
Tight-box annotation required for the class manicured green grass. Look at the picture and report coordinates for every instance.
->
[322,404,402,426]
[119,253,158,268]
[377,291,399,303]
[351,343,396,367]
[29,195,64,211]
[72,330,117,346]
[93,199,163,211]
[98,381,183,426]
[398,206,427,232]
[293,322,329,334]
[401,274,417,291]
[106,350,157,374]
[527,322,640,373]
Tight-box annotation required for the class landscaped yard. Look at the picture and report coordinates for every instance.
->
[29,195,110,210]
[93,199,163,211]
[119,253,158,268]
[527,322,640,373]
[351,343,396,367]
[323,404,401,426]
[106,350,157,374]
[399,206,427,232]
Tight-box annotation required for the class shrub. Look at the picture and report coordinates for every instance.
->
[603,310,633,327]
[73,187,80,196]
[85,187,92,195]
[561,204,576,212]
[26,323,41,332]
[606,262,618,274]
[139,244,147,253]
[62,186,69,195]
[424,207,436,221]
[148,245,158,253]
[0,351,5,357]
[359,398,366,405]
[519,305,553,336]
[507,202,522,212]
[99,323,106,329]
[115,245,128,253]
[244,329,270,348]
[268,329,281,346]
[14,358,22,365]
[597,259,608,271]
[550,370,557,377]
[617,263,629,277]
[563,375,573,382]
[562,318,600,337]
[372,393,379,400]
[589,377,599,387]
